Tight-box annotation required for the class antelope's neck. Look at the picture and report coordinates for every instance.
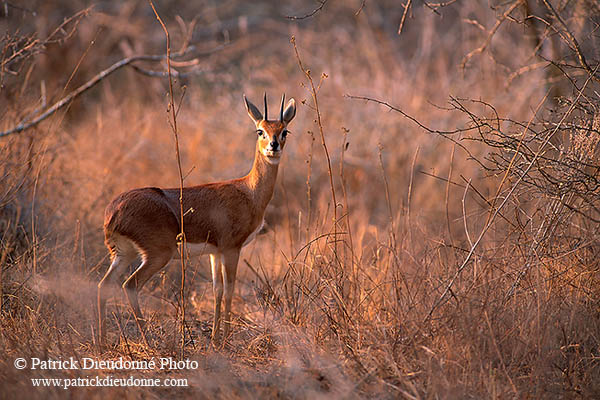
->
[243,144,279,212]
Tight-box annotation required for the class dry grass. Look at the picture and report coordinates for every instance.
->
[1,1,599,398]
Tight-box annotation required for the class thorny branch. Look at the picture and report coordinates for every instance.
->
[348,60,599,319]
[426,67,598,319]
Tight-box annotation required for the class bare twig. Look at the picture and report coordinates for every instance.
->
[1,6,92,72]
[506,61,550,86]
[422,0,458,12]
[0,44,224,138]
[346,94,456,135]
[345,94,488,170]
[484,91,550,227]
[378,143,396,249]
[339,127,356,294]
[445,143,456,245]
[540,0,600,83]
[114,312,134,359]
[292,36,338,236]
[148,0,187,359]
[425,66,597,321]
[407,146,420,246]
[422,170,518,229]
[304,129,315,243]
[129,63,205,78]
[286,0,328,20]
[398,0,413,35]
[460,0,522,70]
[484,311,518,395]
[355,0,367,16]
[462,179,473,248]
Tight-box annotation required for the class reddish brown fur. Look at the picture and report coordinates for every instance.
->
[98,95,296,347]
[103,141,278,253]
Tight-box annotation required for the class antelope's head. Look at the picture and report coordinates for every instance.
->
[244,93,296,165]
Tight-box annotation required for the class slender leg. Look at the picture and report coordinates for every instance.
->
[122,250,173,345]
[98,252,135,347]
[222,249,240,340]
[210,253,224,343]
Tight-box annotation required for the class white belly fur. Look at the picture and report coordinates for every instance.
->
[178,219,263,259]
[180,242,220,258]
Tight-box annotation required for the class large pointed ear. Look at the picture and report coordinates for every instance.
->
[282,98,296,124]
[244,95,263,125]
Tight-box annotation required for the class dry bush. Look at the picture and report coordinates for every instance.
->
[1,0,599,398]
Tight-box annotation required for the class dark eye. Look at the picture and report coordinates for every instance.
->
[281,129,288,139]
[256,129,264,137]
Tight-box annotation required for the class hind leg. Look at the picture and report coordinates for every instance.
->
[98,248,136,347]
[122,248,174,344]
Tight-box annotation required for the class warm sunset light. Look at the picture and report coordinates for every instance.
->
[1,1,599,398]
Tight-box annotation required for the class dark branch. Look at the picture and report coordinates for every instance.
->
[540,0,600,83]
[286,0,328,20]
[0,43,226,138]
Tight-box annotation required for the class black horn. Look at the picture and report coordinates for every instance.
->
[263,92,268,120]
[279,93,285,121]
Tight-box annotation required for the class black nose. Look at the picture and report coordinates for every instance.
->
[270,140,279,150]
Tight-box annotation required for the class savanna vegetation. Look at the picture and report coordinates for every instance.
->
[1,0,599,398]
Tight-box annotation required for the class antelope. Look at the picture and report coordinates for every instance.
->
[97,93,296,346]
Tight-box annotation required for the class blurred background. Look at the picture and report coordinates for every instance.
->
[1,0,599,398]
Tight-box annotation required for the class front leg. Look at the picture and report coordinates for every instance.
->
[222,249,241,340]
[210,253,224,344]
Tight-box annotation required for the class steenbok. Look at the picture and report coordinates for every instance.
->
[98,93,296,346]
